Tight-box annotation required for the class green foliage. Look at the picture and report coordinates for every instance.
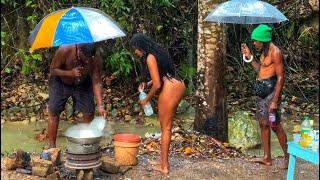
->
[151,0,174,7]
[178,64,196,81]
[298,25,318,48]
[1,31,7,47]
[178,64,196,94]
[4,67,12,74]
[106,49,132,77]
[15,49,42,76]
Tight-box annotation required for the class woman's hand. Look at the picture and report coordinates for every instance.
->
[138,83,145,92]
[139,98,148,107]
[241,43,252,59]
[147,80,153,87]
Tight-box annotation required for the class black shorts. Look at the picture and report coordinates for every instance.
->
[256,92,281,123]
[48,76,95,115]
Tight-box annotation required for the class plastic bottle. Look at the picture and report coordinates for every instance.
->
[300,115,313,148]
[139,91,153,116]
[301,116,312,134]
[269,112,277,128]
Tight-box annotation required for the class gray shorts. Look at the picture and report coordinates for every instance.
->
[256,92,281,123]
[48,76,95,115]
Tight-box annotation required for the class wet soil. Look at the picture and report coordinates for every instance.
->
[1,155,319,180]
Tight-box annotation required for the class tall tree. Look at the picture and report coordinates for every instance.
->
[194,0,227,142]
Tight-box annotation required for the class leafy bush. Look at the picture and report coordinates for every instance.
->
[178,64,196,94]
[15,49,42,76]
[105,49,132,77]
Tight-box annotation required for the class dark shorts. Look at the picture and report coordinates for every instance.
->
[48,76,95,115]
[256,92,281,123]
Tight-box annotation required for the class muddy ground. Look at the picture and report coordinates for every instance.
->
[1,154,319,180]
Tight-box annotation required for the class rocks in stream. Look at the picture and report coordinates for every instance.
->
[228,111,260,149]
[42,148,61,166]
[31,157,54,177]
[100,156,120,174]
[3,150,31,170]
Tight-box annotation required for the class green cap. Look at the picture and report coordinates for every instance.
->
[303,115,310,120]
[251,24,272,42]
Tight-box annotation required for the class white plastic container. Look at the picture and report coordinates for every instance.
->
[139,91,153,116]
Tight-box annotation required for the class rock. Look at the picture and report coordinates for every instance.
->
[31,157,54,177]
[43,148,61,165]
[46,171,61,180]
[3,157,19,170]
[21,92,28,99]
[110,109,118,117]
[40,152,51,161]
[38,93,49,100]
[100,156,120,174]
[144,117,160,127]
[15,168,32,174]
[83,170,93,180]
[228,111,260,149]
[124,115,132,122]
[309,0,319,11]
[133,103,141,113]
[3,150,31,170]
[30,116,37,122]
[119,166,132,174]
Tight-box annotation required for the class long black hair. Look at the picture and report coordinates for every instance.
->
[129,33,175,82]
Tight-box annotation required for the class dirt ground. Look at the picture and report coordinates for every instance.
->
[1,155,319,180]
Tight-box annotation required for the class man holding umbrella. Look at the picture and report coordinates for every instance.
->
[241,24,288,168]
[47,43,107,148]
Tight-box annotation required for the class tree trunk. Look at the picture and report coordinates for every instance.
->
[194,0,227,142]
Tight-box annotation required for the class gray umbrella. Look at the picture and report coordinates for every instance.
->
[204,0,288,24]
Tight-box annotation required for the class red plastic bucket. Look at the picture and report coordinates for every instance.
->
[113,134,141,166]
[113,134,141,143]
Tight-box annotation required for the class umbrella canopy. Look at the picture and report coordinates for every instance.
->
[204,0,288,24]
[29,7,125,52]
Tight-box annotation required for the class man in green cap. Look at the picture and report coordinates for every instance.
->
[241,24,288,168]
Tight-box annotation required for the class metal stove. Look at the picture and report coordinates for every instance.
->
[64,150,102,169]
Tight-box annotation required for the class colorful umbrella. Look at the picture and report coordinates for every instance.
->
[28,7,125,52]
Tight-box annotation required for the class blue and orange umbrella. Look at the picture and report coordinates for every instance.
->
[28,7,125,52]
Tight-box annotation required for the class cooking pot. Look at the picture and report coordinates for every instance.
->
[65,125,103,154]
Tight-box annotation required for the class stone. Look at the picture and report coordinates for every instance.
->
[31,157,54,177]
[38,93,49,100]
[228,111,260,149]
[100,156,120,174]
[3,150,31,170]
[119,166,132,174]
[30,116,37,122]
[3,157,19,170]
[46,171,61,180]
[309,0,319,11]
[43,148,61,165]
[110,109,118,117]
[124,115,132,122]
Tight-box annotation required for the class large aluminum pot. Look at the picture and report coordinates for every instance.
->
[65,124,103,154]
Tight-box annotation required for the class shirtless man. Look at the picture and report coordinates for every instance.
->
[241,24,288,168]
[47,43,107,148]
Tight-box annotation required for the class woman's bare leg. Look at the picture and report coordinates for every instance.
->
[152,78,185,175]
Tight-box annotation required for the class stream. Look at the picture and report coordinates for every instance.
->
[1,114,318,157]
